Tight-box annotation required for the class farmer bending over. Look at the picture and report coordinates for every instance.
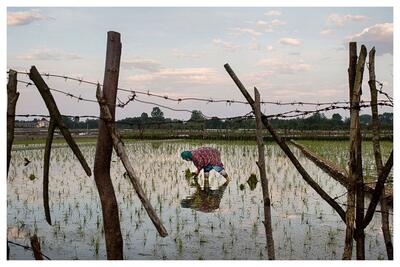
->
[181,147,230,182]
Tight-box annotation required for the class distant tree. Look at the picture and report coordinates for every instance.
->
[140,112,149,120]
[151,107,164,119]
[331,113,343,122]
[190,110,205,122]
[205,117,223,129]
[359,114,372,125]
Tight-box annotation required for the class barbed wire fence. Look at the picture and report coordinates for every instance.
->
[6,36,394,261]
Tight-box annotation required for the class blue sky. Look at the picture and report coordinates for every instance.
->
[7,7,393,120]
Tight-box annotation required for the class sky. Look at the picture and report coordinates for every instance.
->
[7,7,393,121]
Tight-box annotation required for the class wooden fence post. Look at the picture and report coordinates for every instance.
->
[7,70,19,260]
[30,235,44,260]
[254,87,275,260]
[96,84,168,237]
[7,70,20,174]
[343,44,367,260]
[93,31,123,260]
[367,47,393,260]
[224,63,347,223]
[29,66,92,225]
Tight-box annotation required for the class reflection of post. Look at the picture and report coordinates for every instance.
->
[368,47,393,260]
[254,87,275,260]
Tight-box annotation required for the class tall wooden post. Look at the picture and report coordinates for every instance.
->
[343,43,366,260]
[368,47,393,259]
[254,87,275,260]
[93,31,123,259]
[7,70,19,174]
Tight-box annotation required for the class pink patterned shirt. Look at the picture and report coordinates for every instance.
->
[191,147,223,171]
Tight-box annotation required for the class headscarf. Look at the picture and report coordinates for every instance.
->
[181,150,192,160]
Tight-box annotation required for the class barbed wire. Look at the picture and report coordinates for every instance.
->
[9,70,394,107]
[14,78,393,121]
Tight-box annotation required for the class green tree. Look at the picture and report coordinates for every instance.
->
[151,107,164,119]
[190,110,205,122]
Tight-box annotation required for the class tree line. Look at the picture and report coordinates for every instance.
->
[19,107,393,131]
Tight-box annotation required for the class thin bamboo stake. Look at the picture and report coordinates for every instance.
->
[254,87,275,260]
[43,118,56,225]
[96,84,168,237]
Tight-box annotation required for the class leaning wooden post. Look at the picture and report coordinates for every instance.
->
[343,44,367,260]
[7,70,20,174]
[93,31,123,260]
[254,87,275,260]
[224,63,348,224]
[367,47,393,260]
[7,69,19,260]
[96,85,168,237]
[29,66,92,226]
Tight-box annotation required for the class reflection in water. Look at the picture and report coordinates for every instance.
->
[181,178,229,213]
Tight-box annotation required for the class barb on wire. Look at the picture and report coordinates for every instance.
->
[375,80,393,105]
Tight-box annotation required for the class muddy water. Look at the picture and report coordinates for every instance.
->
[7,141,392,260]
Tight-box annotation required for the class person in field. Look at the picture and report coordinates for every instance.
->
[181,147,230,182]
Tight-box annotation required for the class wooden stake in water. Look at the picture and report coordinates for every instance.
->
[96,84,168,238]
[254,87,275,260]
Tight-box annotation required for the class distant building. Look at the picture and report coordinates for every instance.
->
[36,118,50,128]
[15,118,50,128]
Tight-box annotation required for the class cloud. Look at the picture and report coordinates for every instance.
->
[257,58,312,74]
[122,58,161,72]
[327,13,366,26]
[265,10,282,16]
[16,48,82,61]
[348,23,393,55]
[279,37,301,46]
[127,67,222,85]
[171,49,202,59]
[231,27,263,37]
[256,19,286,32]
[212,38,240,52]
[320,29,335,36]
[249,38,261,51]
[8,9,53,26]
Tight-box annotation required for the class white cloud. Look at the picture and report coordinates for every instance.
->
[212,38,240,52]
[17,48,82,61]
[171,49,202,59]
[249,39,261,51]
[266,45,274,51]
[8,9,53,26]
[231,27,263,37]
[122,58,161,72]
[320,29,335,36]
[255,19,286,32]
[279,37,301,46]
[327,13,366,26]
[127,67,222,85]
[257,58,312,74]
[265,10,282,16]
[348,23,393,55]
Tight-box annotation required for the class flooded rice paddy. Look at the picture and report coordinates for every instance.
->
[7,140,393,260]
